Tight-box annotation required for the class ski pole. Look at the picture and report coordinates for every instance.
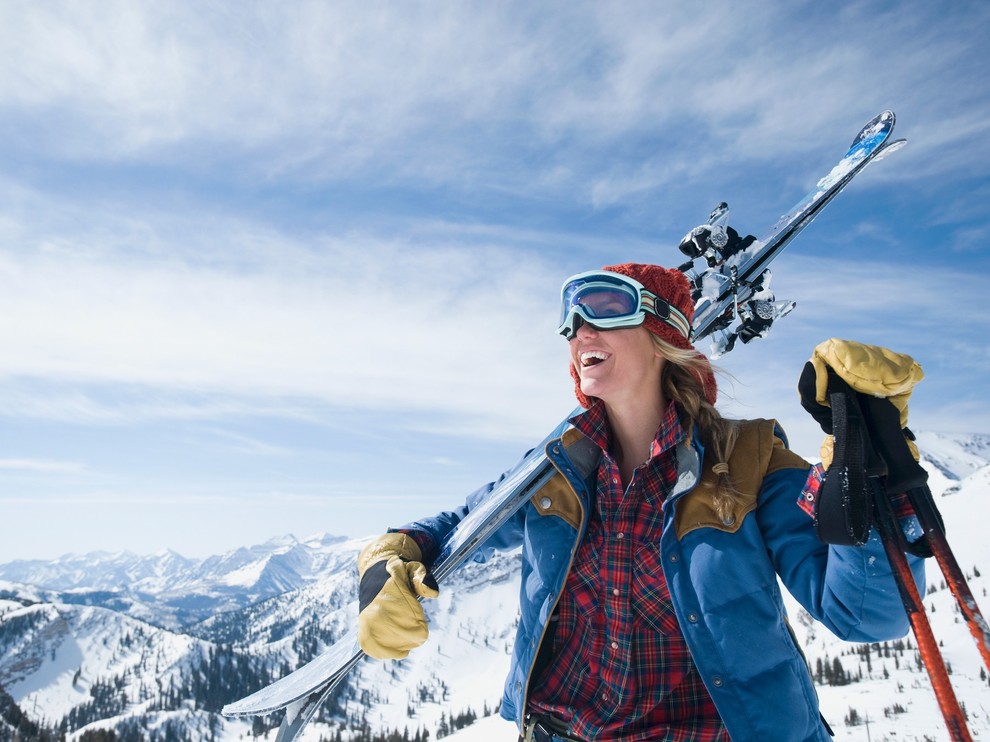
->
[871,478,973,742]
[906,484,990,673]
[856,393,990,673]
[832,389,973,741]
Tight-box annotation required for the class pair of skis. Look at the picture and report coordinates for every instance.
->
[682,110,903,357]
[222,111,958,741]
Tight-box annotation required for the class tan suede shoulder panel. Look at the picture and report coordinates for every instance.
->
[560,427,584,448]
[674,419,808,539]
[528,427,593,531]
[530,472,584,530]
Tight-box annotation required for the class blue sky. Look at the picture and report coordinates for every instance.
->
[1,1,988,562]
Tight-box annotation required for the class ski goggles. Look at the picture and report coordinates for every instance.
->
[557,270,692,341]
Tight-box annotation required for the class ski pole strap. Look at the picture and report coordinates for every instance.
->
[811,370,882,546]
[798,355,939,551]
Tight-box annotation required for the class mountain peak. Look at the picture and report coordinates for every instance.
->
[914,431,990,481]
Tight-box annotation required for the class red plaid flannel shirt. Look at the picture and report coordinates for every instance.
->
[527,402,728,741]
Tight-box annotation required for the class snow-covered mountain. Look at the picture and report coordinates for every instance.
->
[1,433,989,741]
[0,533,353,630]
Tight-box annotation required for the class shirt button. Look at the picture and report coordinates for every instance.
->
[616,532,624,540]
[611,641,619,650]
[612,588,620,597]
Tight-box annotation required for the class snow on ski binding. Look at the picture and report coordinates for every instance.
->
[678,203,788,358]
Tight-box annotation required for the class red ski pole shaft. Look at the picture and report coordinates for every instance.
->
[873,486,973,742]
[908,485,990,673]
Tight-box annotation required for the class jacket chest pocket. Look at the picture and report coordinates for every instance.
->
[632,542,680,635]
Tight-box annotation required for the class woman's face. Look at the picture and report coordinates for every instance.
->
[569,322,665,408]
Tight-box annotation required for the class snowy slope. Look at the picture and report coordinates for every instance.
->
[0,589,222,737]
[914,431,990,481]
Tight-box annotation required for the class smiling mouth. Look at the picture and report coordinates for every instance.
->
[580,351,610,367]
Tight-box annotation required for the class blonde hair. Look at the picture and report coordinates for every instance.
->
[651,336,743,522]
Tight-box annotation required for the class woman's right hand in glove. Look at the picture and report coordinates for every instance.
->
[357,532,439,660]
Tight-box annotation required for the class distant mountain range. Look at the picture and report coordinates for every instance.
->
[0,533,357,631]
[1,431,989,741]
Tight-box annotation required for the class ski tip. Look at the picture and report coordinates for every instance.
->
[874,138,908,161]
[854,110,895,142]
[846,111,896,157]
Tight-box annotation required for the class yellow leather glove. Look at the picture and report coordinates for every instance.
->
[803,338,924,467]
[357,533,439,660]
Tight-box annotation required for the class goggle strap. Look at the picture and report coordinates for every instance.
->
[643,291,691,339]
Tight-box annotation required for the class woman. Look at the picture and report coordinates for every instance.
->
[356,263,926,741]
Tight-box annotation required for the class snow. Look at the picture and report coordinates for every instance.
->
[445,713,517,740]
[914,431,990,480]
[221,555,272,588]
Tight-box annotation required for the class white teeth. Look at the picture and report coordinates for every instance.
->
[581,351,610,367]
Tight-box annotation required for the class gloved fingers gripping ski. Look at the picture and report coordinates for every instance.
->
[357,533,439,660]
[358,554,439,612]
[407,559,440,598]
[358,559,436,659]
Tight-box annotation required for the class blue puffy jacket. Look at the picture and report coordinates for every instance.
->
[402,418,925,741]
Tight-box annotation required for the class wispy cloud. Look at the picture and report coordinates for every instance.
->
[0,194,577,438]
[2,1,986,195]
[0,458,84,473]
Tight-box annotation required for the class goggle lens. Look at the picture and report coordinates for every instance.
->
[563,282,639,321]
[558,273,646,338]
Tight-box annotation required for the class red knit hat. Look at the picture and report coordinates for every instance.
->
[568,262,718,407]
